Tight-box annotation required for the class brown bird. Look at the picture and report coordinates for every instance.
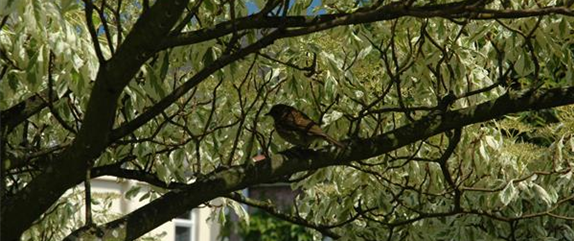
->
[266,104,344,148]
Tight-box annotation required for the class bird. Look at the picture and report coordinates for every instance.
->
[266,104,344,148]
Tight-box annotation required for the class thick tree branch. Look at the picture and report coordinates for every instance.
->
[69,86,574,240]
[93,166,340,239]
[161,2,573,49]
[110,30,286,141]
[0,1,191,240]
[112,1,574,142]
[2,0,571,239]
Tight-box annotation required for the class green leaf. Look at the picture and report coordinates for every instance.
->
[203,46,218,67]
[144,64,167,99]
[532,183,552,206]
[156,164,170,183]
[159,51,170,81]
[139,192,151,202]
[124,186,142,200]
[499,181,518,206]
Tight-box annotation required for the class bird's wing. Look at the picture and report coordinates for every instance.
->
[291,111,344,147]
[279,109,345,148]
[279,110,325,135]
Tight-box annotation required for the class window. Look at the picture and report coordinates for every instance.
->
[174,210,196,241]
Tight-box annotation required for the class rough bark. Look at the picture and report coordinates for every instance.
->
[0,1,190,240]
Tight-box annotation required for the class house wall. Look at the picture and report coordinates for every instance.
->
[87,176,220,241]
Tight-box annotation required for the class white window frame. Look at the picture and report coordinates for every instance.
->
[174,210,197,241]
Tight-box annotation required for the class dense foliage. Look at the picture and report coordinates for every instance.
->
[222,211,315,241]
[2,0,574,240]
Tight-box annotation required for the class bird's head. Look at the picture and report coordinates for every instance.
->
[266,104,292,121]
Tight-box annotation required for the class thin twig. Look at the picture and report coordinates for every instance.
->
[83,0,106,63]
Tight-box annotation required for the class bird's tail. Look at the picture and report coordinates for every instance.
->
[321,134,345,148]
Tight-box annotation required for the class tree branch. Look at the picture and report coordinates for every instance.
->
[0,1,192,240]
[68,86,574,240]
[1,89,65,135]
[82,0,106,63]
[112,1,574,143]
[161,2,573,49]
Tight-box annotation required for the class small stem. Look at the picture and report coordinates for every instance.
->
[84,168,93,226]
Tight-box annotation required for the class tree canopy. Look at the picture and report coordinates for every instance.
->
[1,0,574,240]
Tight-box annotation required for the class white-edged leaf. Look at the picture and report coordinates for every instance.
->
[322,110,343,126]
[156,164,170,184]
[227,199,249,224]
[485,136,499,149]
[357,45,372,60]
[532,183,552,206]
[500,181,518,206]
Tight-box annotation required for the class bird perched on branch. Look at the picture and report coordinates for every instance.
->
[266,104,344,148]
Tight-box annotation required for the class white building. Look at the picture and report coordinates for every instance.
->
[90,176,221,241]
